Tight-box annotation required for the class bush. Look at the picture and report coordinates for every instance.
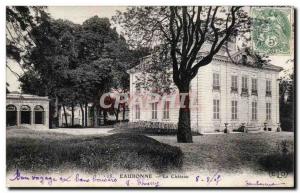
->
[258,140,294,173]
[105,119,129,125]
[72,124,83,128]
[258,153,294,173]
[114,121,177,130]
[7,133,183,173]
[233,125,246,132]
[280,117,294,131]
[113,121,200,135]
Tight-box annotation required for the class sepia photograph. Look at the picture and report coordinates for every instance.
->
[5,4,295,188]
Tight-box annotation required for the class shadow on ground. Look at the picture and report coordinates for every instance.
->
[7,129,183,173]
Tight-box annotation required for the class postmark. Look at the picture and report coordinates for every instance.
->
[252,8,292,55]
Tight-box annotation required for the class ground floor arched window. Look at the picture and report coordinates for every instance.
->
[6,104,17,126]
[20,105,31,124]
[34,105,44,124]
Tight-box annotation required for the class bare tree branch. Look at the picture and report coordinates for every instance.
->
[185,6,212,71]
[169,7,180,85]
[208,6,219,54]
[191,6,241,75]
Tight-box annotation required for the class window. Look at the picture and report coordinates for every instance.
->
[241,76,248,96]
[251,101,257,120]
[252,78,258,95]
[20,105,31,124]
[151,102,158,119]
[163,101,170,119]
[266,103,272,120]
[231,101,238,120]
[213,73,220,90]
[34,105,44,124]
[213,99,220,119]
[242,76,248,89]
[266,80,272,97]
[135,104,140,120]
[231,76,238,92]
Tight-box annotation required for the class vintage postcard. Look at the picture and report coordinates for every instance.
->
[6,6,295,188]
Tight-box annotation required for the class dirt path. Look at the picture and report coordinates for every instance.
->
[47,128,114,136]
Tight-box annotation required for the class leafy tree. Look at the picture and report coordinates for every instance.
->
[75,16,121,124]
[78,16,148,123]
[24,17,79,94]
[20,16,80,127]
[133,45,175,95]
[18,13,146,127]
[71,59,113,126]
[6,6,47,63]
[108,39,150,121]
[279,70,294,131]
[19,69,47,96]
[114,6,246,142]
[6,6,47,93]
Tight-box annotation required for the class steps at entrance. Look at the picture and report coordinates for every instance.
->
[244,126,262,133]
[232,125,262,133]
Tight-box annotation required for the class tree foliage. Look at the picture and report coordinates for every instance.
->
[6,6,47,63]
[279,70,294,131]
[18,13,144,127]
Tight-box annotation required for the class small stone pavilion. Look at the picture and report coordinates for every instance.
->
[6,93,50,129]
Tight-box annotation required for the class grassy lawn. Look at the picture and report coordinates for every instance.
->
[6,129,183,173]
[7,129,294,174]
[151,132,294,174]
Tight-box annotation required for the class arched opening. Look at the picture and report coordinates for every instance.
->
[6,104,17,126]
[20,105,31,124]
[34,105,44,124]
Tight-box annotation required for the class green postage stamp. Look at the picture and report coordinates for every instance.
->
[252,7,292,55]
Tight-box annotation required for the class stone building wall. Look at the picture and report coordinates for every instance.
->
[6,94,50,129]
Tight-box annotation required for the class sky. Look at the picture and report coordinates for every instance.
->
[47,6,126,25]
[6,6,294,92]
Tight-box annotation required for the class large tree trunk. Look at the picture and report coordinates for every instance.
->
[84,102,88,127]
[49,100,54,128]
[80,103,84,127]
[122,105,126,121]
[115,111,119,122]
[115,105,120,122]
[98,109,103,125]
[103,110,107,125]
[177,83,193,143]
[71,104,74,127]
[54,96,59,128]
[62,104,68,127]
[93,106,98,127]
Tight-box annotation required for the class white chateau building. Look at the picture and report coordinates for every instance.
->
[128,46,283,133]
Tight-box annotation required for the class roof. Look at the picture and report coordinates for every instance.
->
[230,49,284,72]
[6,93,50,101]
[128,49,284,74]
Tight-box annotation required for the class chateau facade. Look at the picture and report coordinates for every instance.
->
[128,49,283,133]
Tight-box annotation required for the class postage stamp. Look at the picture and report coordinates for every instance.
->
[251,7,292,55]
